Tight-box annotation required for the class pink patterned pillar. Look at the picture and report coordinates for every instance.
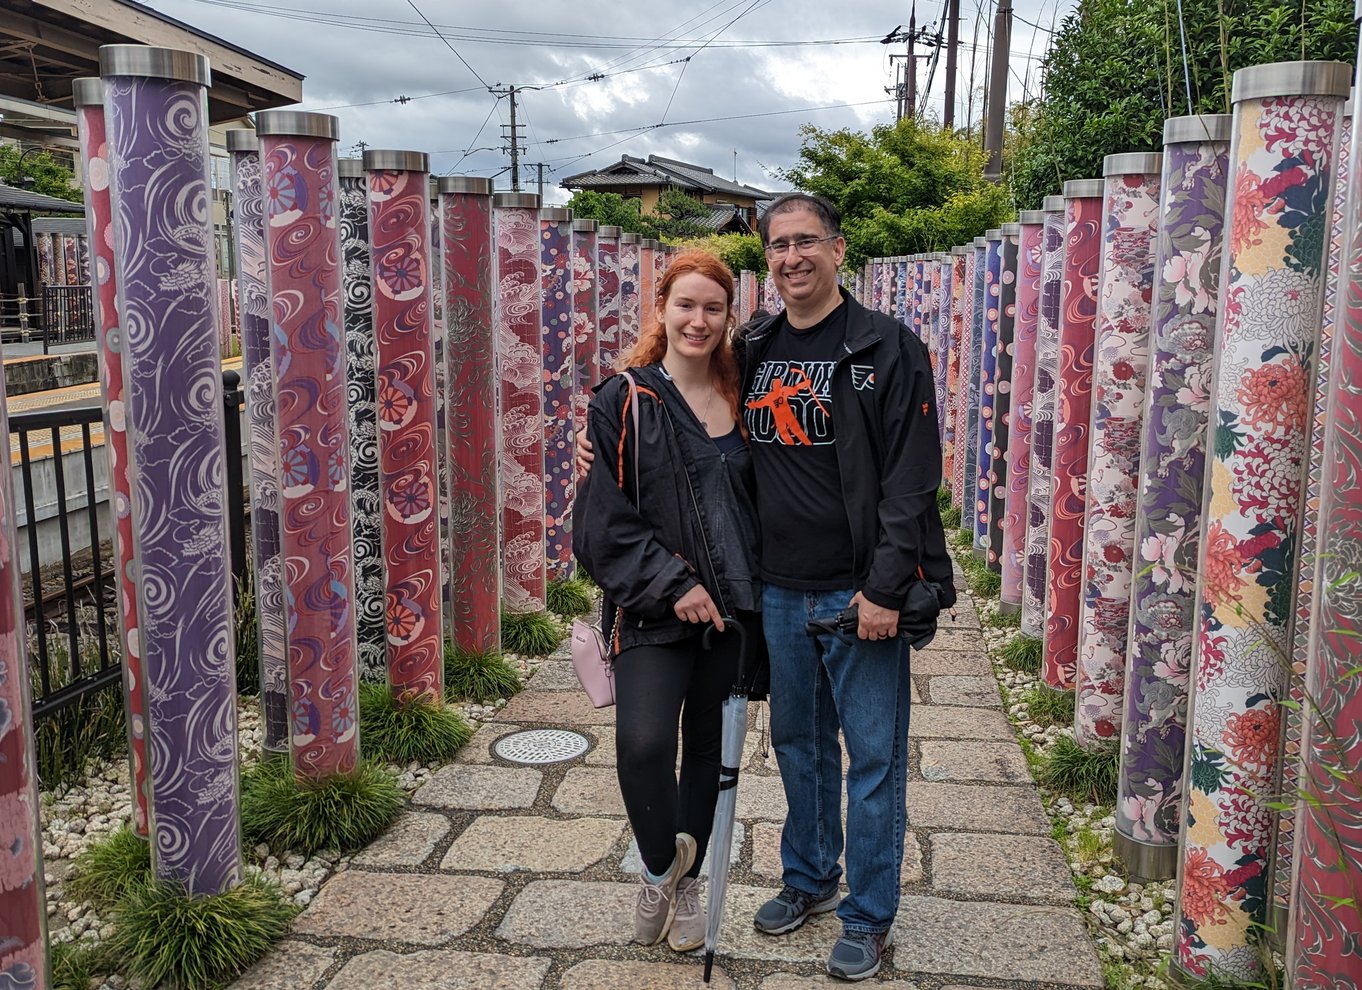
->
[364,150,443,704]
[945,248,968,504]
[493,192,547,614]
[1002,213,1044,614]
[619,233,641,354]
[952,246,978,510]
[257,110,360,779]
[571,218,599,422]
[639,239,657,337]
[596,225,621,374]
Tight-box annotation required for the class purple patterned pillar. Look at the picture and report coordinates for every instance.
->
[1074,153,1162,748]
[102,45,240,892]
[364,150,444,704]
[494,192,547,613]
[1173,61,1349,982]
[440,177,500,656]
[974,232,1002,556]
[618,233,641,355]
[988,228,1018,578]
[256,110,360,781]
[1116,116,1231,882]
[945,248,968,505]
[596,225,621,374]
[541,207,576,582]
[571,219,599,423]
[1003,215,1044,614]
[1022,198,1066,639]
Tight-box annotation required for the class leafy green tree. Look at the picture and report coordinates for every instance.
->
[779,119,1012,267]
[1008,0,1355,209]
[563,190,649,234]
[649,189,711,239]
[0,145,81,203]
[671,232,767,278]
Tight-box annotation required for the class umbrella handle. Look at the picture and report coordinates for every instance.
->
[703,616,749,688]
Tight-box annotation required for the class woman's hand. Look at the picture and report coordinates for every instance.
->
[575,427,594,481]
[674,585,724,631]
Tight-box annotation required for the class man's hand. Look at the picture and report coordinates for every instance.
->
[575,427,595,481]
[850,592,898,641]
[674,585,724,631]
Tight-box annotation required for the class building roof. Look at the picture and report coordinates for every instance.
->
[32,216,88,234]
[0,182,84,214]
[561,154,773,201]
[695,205,751,233]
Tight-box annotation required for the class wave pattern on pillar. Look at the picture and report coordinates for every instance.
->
[1074,155,1162,747]
[103,46,241,891]
[1004,217,1043,613]
[1044,183,1103,692]
[1117,117,1231,882]
[75,80,156,825]
[440,178,500,656]
[989,230,1018,574]
[257,110,360,779]
[1174,61,1350,982]
[366,152,443,703]
[495,193,547,613]
[541,209,576,581]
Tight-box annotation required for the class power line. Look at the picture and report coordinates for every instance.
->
[404,0,490,90]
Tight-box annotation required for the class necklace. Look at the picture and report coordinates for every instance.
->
[695,386,715,428]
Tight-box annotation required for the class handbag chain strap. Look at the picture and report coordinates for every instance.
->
[602,371,644,650]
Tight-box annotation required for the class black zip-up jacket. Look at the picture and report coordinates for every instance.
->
[573,363,762,653]
[738,289,956,612]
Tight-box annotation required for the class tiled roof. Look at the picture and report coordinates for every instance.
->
[0,184,84,214]
[562,154,773,200]
[695,206,751,232]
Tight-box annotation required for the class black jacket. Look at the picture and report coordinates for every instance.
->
[738,289,956,612]
[573,363,762,653]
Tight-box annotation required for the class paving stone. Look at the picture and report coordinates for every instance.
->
[918,740,1030,783]
[918,628,979,652]
[351,812,451,868]
[908,706,1014,740]
[911,651,993,676]
[928,833,1076,903]
[292,871,502,944]
[750,822,922,885]
[527,661,586,691]
[620,822,745,877]
[440,815,625,872]
[501,690,616,725]
[228,940,335,990]
[891,895,1102,985]
[454,723,526,764]
[413,764,543,810]
[708,884,842,963]
[495,880,638,948]
[907,782,1049,833]
[759,976,920,989]
[551,767,628,816]
[583,725,617,766]
[734,773,789,821]
[561,960,734,989]
[937,607,982,631]
[327,950,550,990]
[925,675,1000,707]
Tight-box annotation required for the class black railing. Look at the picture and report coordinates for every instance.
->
[41,284,96,353]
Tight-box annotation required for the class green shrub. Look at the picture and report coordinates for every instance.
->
[234,574,259,696]
[1025,686,1076,727]
[358,683,472,764]
[1038,735,1119,803]
[984,607,1022,629]
[967,567,1001,597]
[240,757,404,856]
[30,617,127,792]
[941,505,962,529]
[1000,634,1043,672]
[500,609,564,657]
[546,577,594,619]
[51,939,115,990]
[66,826,151,913]
[444,645,523,702]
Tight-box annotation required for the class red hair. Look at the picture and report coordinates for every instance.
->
[618,248,743,428]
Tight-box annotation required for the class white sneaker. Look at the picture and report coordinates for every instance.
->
[633,832,698,945]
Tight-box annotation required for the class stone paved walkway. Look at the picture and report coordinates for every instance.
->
[231,566,1104,990]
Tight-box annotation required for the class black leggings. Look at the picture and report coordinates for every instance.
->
[613,626,743,878]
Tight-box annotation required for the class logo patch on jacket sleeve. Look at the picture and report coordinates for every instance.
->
[850,364,876,391]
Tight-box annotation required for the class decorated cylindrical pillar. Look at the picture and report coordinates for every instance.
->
[572,219,599,423]
[363,149,443,704]
[619,232,641,354]
[897,258,909,324]
[102,45,240,892]
[1023,197,1066,639]
[638,238,657,334]
[974,231,1003,558]
[256,109,360,780]
[494,192,547,614]
[1043,179,1103,693]
[961,240,986,515]
[1003,213,1044,615]
[954,244,980,510]
[988,226,1019,578]
[596,225,622,374]
[541,207,576,583]
[945,247,968,502]
[1116,116,1232,882]
[1174,61,1350,982]
[933,255,951,442]
[738,269,752,321]
[1074,152,1163,747]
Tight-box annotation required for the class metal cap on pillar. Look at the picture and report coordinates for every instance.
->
[1042,195,1066,211]
[1103,152,1163,176]
[494,192,541,209]
[1019,210,1047,224]
[72,77,104,107]
[985,228,1002,239]
[337,157,363,178]
[951,245,971,256]
[1162,114,1233,145]
[572,219,598,232]
[438,176,493,195]
[973,236,987,248]
[539,208,572,221]
[599,225,622,238]
[225,129,258,153]
[1062,178,1106,199]
[620,232,641,244]
[362,149,428,172]
[1229,60,1352,103]
[255,110,340,141]
[98,44,211,84]
[1001,223,1021,236]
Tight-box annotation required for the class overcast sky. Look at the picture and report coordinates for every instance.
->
[145,0,1076,204]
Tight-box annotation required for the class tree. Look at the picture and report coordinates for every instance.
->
[0,145,82,204]
[779,119,1012,267]
[649,189,710,239]
[671,232,767,278]
[563,190,649,234]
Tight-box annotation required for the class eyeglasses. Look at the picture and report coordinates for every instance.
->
[763,235,838,258]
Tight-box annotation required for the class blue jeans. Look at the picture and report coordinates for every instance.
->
[762,584,912,934]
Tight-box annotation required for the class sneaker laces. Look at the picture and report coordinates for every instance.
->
[675,876,704,920]
[637,875,667,910]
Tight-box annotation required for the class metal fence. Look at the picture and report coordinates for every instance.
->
[41,284,96,352]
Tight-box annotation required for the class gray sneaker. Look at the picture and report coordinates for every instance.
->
[633,833,698,946]
[667,875,706,952]
[753,884,841,935]
[826,928,894,981]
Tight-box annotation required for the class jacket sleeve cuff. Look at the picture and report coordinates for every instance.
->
[669,575,701,605]
[860,585,905,612]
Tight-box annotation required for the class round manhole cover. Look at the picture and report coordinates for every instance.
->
[493,728,591,765]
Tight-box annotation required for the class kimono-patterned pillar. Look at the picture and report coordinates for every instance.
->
[955,245,980,510]
[74,79,155,828]
[619,233,641,354]
[256,109,360,780]
[338,159,386,681]
[743,270,758,320]
[571,219,599,422]
[639,239,657,333]
[974,231,1003,557]
[989,225,1019,581]
[1023,198,1066,639]
[596,225,621,374]
[1116,115,1231,882]
[493,192,547,614]
[934,255,952,442]
[439,177,500,656]
[738,270,751,320]
[540,207,576,582]
[62,235,79,284]
[1173,61,1349,982]
[897,258,909,324]
[1003,214,1044,615]
[1074,153,1162,748]
[1043,180,1103,693]
[364,150,443,704]
[945,248,968,503]
[101,45,240,892]
[36,230,53,286]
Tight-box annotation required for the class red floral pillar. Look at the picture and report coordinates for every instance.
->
[571,218,599,423]
[618,233,641,355]
[945,247,969,507]
[596,225,621,374]
[1002,213,1044,615]
[639,239,657,337]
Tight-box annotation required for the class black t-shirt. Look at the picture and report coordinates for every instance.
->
[743,303,854,588]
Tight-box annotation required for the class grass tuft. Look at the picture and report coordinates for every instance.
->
[240,757,404,856]
[234,574,259,696]
[1000,634,1043,672]
[967,567,1001,597]
[500,609,565,657]
[106,874,295,990]
[937,486,953,510]
[1038,735,1120,803]
[1025,686,1077,727]
[984,607,1022,629]
[358,683,472,764]
[546,576,595,619]
[51,939,116,990]
[941,505,962,529]
[66,826,152,913]
[953,528,975,550]
[444,644,523,702]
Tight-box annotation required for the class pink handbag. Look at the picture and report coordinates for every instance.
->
[571,372,640,709]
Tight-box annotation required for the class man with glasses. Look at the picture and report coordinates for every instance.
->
[742,192,951,980]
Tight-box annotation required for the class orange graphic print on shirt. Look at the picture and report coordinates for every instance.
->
[745,361,836,446]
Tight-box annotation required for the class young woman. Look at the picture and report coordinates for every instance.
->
[574,249,761,952]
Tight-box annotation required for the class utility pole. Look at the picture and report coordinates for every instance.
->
[492,85,529,191]
[537,162,544,200]
[906,2,917,118]
[943,0,960,128]
[983,0,1012,181]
